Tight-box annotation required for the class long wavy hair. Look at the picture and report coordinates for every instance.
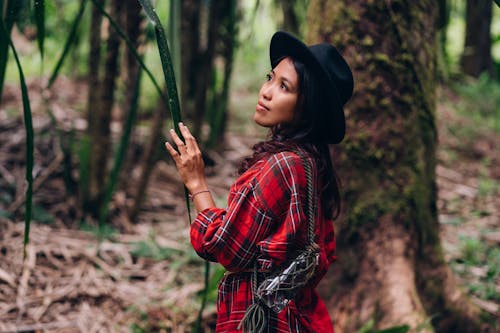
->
[238,57,341,219]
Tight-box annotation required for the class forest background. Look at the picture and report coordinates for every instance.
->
[0,0,499,332]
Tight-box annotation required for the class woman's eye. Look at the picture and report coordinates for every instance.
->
[280,83,288,90]
[265,73,272,81]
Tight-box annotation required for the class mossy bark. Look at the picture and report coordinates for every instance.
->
[307,1,482,332]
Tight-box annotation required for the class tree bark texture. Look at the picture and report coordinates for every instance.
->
[180,0,201,121]
[122,0,144,121]
[87,0,123,216]
[307,1,482,332]
[460,0,494,78]
[85,0,104,212]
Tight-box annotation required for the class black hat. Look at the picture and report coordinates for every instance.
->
[270,31,354,144]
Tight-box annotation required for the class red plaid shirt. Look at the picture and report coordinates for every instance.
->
[191,151,336,332]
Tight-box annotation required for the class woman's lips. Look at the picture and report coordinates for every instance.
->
[256,101,269,112]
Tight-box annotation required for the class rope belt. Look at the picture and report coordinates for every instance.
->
[224,269,270,276]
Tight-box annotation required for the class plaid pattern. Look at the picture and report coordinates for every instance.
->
[191,151,336,332]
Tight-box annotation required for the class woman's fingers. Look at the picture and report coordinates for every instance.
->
[165,142,181,163]
[170,128,187,154]
[179,123,200,154]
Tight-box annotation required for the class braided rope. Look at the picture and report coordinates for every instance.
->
[239,150,318,332]
[302,153,315,246]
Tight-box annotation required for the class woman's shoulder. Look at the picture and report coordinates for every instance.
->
[257,150,308,183]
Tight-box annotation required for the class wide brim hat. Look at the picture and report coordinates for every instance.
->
[270,31,354,144]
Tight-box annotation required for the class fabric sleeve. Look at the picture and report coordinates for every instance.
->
[190,152,310,272]
[190,161,275,271]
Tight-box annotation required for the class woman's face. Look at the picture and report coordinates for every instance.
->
[254,57,300,128]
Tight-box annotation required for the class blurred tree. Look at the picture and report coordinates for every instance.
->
[122,0,148,223]
[307,1,482,332]
[83,0,105,215]
[180,0,239,145]
[437,0,450,80]
[276,0,299,35]
[206,0,238,148]
[460,0,494,77]
[85,0,124,218]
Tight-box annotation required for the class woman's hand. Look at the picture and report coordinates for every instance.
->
[165,123,207,194]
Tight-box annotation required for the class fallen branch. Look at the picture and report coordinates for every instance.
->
[8,152,64,213]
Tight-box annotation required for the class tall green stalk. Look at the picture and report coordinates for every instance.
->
[137,2,211,331]
[137,0,182,134]
[0,18,34,256]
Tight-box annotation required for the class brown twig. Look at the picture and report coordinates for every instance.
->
[8,152,64,213]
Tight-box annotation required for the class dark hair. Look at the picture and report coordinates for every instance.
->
[238,58,341,219]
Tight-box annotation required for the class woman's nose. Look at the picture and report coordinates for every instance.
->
[261,83,272,100]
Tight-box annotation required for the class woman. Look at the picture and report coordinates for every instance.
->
[165,31,353,333]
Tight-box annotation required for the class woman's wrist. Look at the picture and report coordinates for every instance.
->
[190,188,216,212]
[189,189,210,200]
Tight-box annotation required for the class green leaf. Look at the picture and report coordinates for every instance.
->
[48,0,87,88]
[137,0,182,134]
[137,0,200,328]
[0,0,23,104]
[33,0,44,59]
[0,18,34,256]
[136,0,190,220]
[374,325,410,333]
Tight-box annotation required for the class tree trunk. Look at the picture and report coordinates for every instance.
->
[307,1,482,332]
[180,0,201,121]
[122,0,144,122]
[87,0,123,217]
[84,0,104,213]
[191,1,219,138]
[181,0,238,141]
[128,98,165,223]
[206,0,238,148]
[460,0,494,78]
[277,0,299,35]
[120,1,146,222]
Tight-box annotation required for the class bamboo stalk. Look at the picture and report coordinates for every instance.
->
[0,18,34,256]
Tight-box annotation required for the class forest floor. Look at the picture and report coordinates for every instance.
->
[0,78,499,332]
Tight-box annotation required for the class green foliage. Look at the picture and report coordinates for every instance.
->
[477,176,500,198]
[201,264,226,303]
[79,220,117,239]
[48,0,87,87]
[454,236,500,302]
[0,0,24,103]
[138,0,182,132]
[460,237,484,264]
[452,74,500,133]
[32,204,55,224]
[0,208,13,219]
[357,319,410,333]
[1,15,35,254]
[130,239,182,261]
